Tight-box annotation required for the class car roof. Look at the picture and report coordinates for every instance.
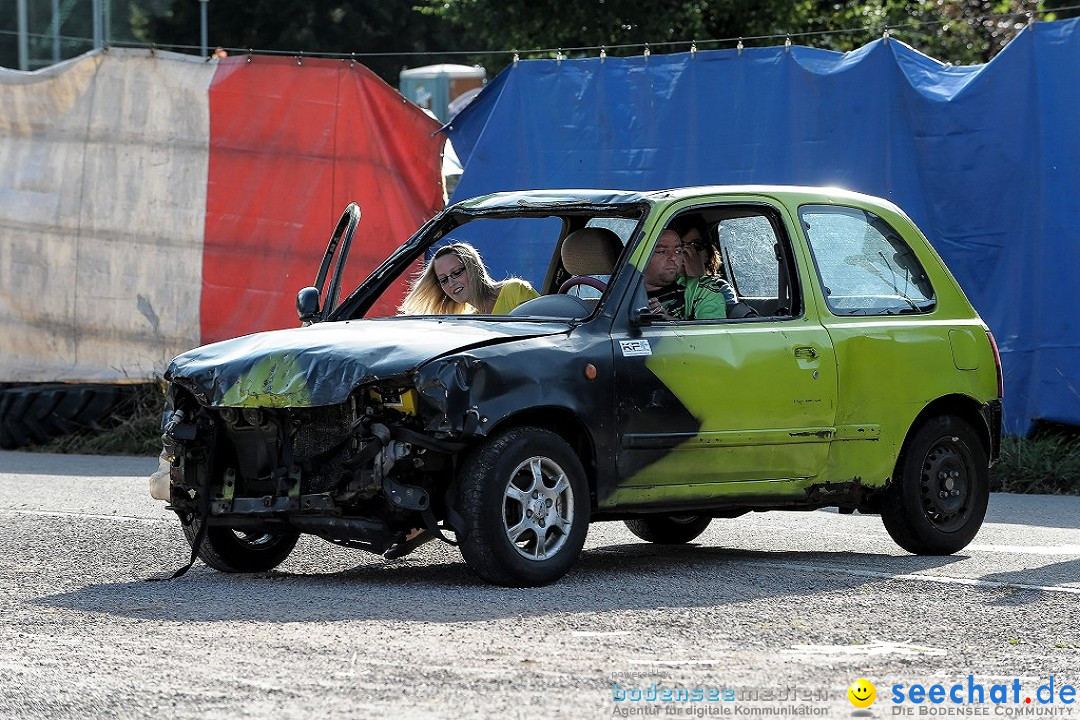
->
[453,185,903,215]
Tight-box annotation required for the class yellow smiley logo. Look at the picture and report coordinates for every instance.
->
[847,678,877,708]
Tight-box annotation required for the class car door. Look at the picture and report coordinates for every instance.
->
[605,200,838,510]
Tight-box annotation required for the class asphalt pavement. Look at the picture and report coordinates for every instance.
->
[1,450,1077,719]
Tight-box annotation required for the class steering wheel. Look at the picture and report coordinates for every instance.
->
[558,276,608,294]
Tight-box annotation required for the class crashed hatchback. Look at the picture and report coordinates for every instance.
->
[152,186,1003,587]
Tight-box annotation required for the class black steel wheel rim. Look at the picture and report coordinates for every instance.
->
[918,436,974,532]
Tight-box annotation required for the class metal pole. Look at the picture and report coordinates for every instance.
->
[91,0,103,49]
[17,0,29,70]
[51,0,60,64]
[199,0,209,58]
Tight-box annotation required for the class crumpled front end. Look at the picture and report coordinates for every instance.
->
[153,318,579,555]
[158,375,463,554]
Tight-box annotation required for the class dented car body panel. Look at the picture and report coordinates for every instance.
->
[155,185,1002,585]
[167,318,568,409]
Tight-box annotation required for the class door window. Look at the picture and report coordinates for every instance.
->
[653,205,798,320]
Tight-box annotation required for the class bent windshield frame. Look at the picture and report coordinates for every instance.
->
[331,202,647,322]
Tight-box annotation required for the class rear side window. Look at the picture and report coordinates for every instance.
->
[800,205,936,316]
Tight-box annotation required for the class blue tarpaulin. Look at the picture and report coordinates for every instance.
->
[447,18,1080,435]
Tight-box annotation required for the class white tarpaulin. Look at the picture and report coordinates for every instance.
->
[0,49,213,383]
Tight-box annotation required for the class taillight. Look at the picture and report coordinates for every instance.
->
[986,330,1004,398]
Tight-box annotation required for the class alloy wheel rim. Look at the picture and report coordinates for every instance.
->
[233,530,279,548]
[502,456,574,561]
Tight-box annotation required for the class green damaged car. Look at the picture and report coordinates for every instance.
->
[151,186,1003,587]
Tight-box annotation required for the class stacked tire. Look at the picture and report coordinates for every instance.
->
[0,383,138,450]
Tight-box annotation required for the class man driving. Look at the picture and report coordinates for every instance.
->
[644,229,734,320]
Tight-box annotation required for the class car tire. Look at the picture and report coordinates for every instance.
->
[881,415,989,555]
[457,427,590,587]
[182,519,300,573]
[624,515,712,544]
[0,383,137,449]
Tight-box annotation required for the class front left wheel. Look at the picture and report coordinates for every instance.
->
[458,427,590,587]
[182,519,300,573]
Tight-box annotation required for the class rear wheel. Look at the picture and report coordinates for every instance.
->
[881,415,988,554]
[182,520,300,573]
[624,515,711,544]
[458,427,590,587]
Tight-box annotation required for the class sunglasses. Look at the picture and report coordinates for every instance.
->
[684,241,708,252]
[437,265,467,286]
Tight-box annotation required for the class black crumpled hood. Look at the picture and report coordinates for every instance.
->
[166,318,564,408]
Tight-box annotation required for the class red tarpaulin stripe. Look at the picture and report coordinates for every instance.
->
[202,56,443,344]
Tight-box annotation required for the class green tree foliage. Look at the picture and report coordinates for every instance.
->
[134,0,465,83]
[792,0,1060,63]
[4,0,1078,77]
[421,0,1078,70]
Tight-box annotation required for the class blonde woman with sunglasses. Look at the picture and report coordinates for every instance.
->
[391,245,538,558]
[399,242,538,316]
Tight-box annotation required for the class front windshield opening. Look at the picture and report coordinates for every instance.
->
[361,211,641,320]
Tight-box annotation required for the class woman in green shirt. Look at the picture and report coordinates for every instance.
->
[399,242,539,315]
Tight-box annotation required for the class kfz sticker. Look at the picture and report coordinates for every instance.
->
[619,339,652,357]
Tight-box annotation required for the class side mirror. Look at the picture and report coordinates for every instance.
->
[297,286,322,324]
[630,305,664,326]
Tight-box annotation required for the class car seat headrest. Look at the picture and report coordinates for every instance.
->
[560,227,623,276]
